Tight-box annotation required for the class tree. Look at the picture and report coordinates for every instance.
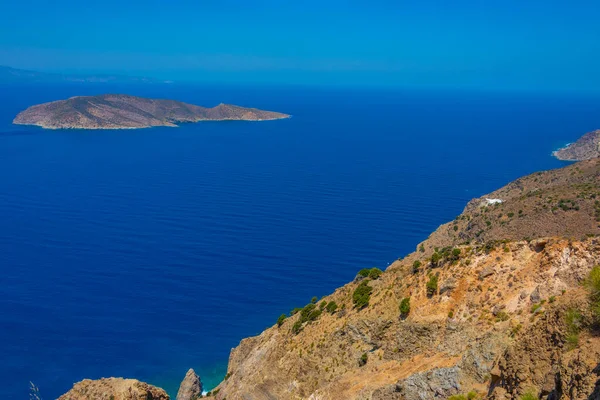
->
[353,280,373,309]
[277,314,287,327]
[431,252,442,266]
[326,301,338,314]
[399,297,410,318]
[426,275,439,296]
[368,267,383,280]
[413,260,421,273]
[357,268,371,278]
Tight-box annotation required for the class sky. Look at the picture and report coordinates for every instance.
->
[1,0,600,91]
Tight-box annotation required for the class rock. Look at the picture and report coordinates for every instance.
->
[176,369,203,400]
[530,287,541,303]
[439,278,457,294]
[479,266,495,279]
[58,378,169,400]
[396,367,462,400]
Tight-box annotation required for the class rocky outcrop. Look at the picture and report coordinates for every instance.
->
[554,130,600,161]
[58,378,169,400]
[13,94,290,129]
[176,369,202,400]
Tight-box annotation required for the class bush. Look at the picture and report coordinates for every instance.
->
[565,308,583,350]
[412,260,421,273]
[399,297,410,318]
[319,301,327,310]
[519,392,537,400]
[326,301,338,314]
[353,280,373,309]
[277,314,287,327]
[467,391,478,400]
[431,252,442,265]
[291,320,302,335]
[419,244,425,253]
[290,307,302,316]
[585,266,600,319]
[311,296,318,304]
[357,268,371,278]
[368,268,383,280]
[358,352,368,367]
[426,275,439,296]
[448,395,467,400]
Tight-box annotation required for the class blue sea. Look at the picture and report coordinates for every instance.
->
[0,83,597,399]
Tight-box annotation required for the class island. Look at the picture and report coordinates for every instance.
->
[13,94,290,129]
[553,129,600,161]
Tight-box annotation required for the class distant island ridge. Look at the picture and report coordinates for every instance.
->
[13,94,290,129]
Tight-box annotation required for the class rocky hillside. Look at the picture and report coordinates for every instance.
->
[13,94,290,129]
[554,130,600,161]
[212,159,600,400]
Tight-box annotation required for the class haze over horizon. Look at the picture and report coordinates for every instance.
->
[1,1,599,90]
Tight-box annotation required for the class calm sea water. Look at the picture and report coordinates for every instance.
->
[0,83,597,399]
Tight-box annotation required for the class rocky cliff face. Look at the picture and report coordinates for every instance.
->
[13,94,290,129]
[213,160,600,400]
[554,130,600,161]
[58,378,169,400]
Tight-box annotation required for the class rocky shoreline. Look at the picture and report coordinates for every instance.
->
[553,129,600,161]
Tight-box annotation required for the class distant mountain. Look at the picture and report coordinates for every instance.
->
[13,94,290,129]
[0,66,169,84]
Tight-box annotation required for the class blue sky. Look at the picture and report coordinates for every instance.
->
[1,0,599,90]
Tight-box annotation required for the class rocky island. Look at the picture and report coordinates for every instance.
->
[553,129,600,161]
[13,94,290,129]
[56,157,600,399]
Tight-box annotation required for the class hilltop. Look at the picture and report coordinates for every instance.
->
[13,94,290,129]
[554,129,600,161]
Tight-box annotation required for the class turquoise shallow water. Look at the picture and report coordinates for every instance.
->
[0,83,596,398]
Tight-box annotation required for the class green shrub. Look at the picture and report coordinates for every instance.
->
[419,244,425,252]
[448,310,454,318]
[565,308,583,350]
[399,297,410,318]
[291,320,303,334]
[357,268,371,278]
[353,280,373,309]
[426,275,439,296]
[585,266,600,319]
[319,301,327,310]
[277,314,287,327]
[368,268,383,280]
[358,352,368,367]
[519,392,537,400]
[431,252,442,265]
[311,296,318,304]
[495,311,509,322]
[413,260,421,273]
[448,395,467,400]
[290,307,302,316]
[326,301,338,314]
[467,391,478,400]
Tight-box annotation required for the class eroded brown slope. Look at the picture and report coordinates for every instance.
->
[213,160,600,400]
[13,94,290,129]
[554,130,600,161]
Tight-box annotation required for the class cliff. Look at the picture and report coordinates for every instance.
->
[13,94,290,129]
[554,130,600,161]
[58,378,169,400]
[212,159,600,400]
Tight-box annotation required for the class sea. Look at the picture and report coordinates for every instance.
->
[0,83,597,399]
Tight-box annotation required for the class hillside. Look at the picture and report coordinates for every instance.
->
[554,130,600,161]
[13,94,290,129]
[212,159,600,400]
